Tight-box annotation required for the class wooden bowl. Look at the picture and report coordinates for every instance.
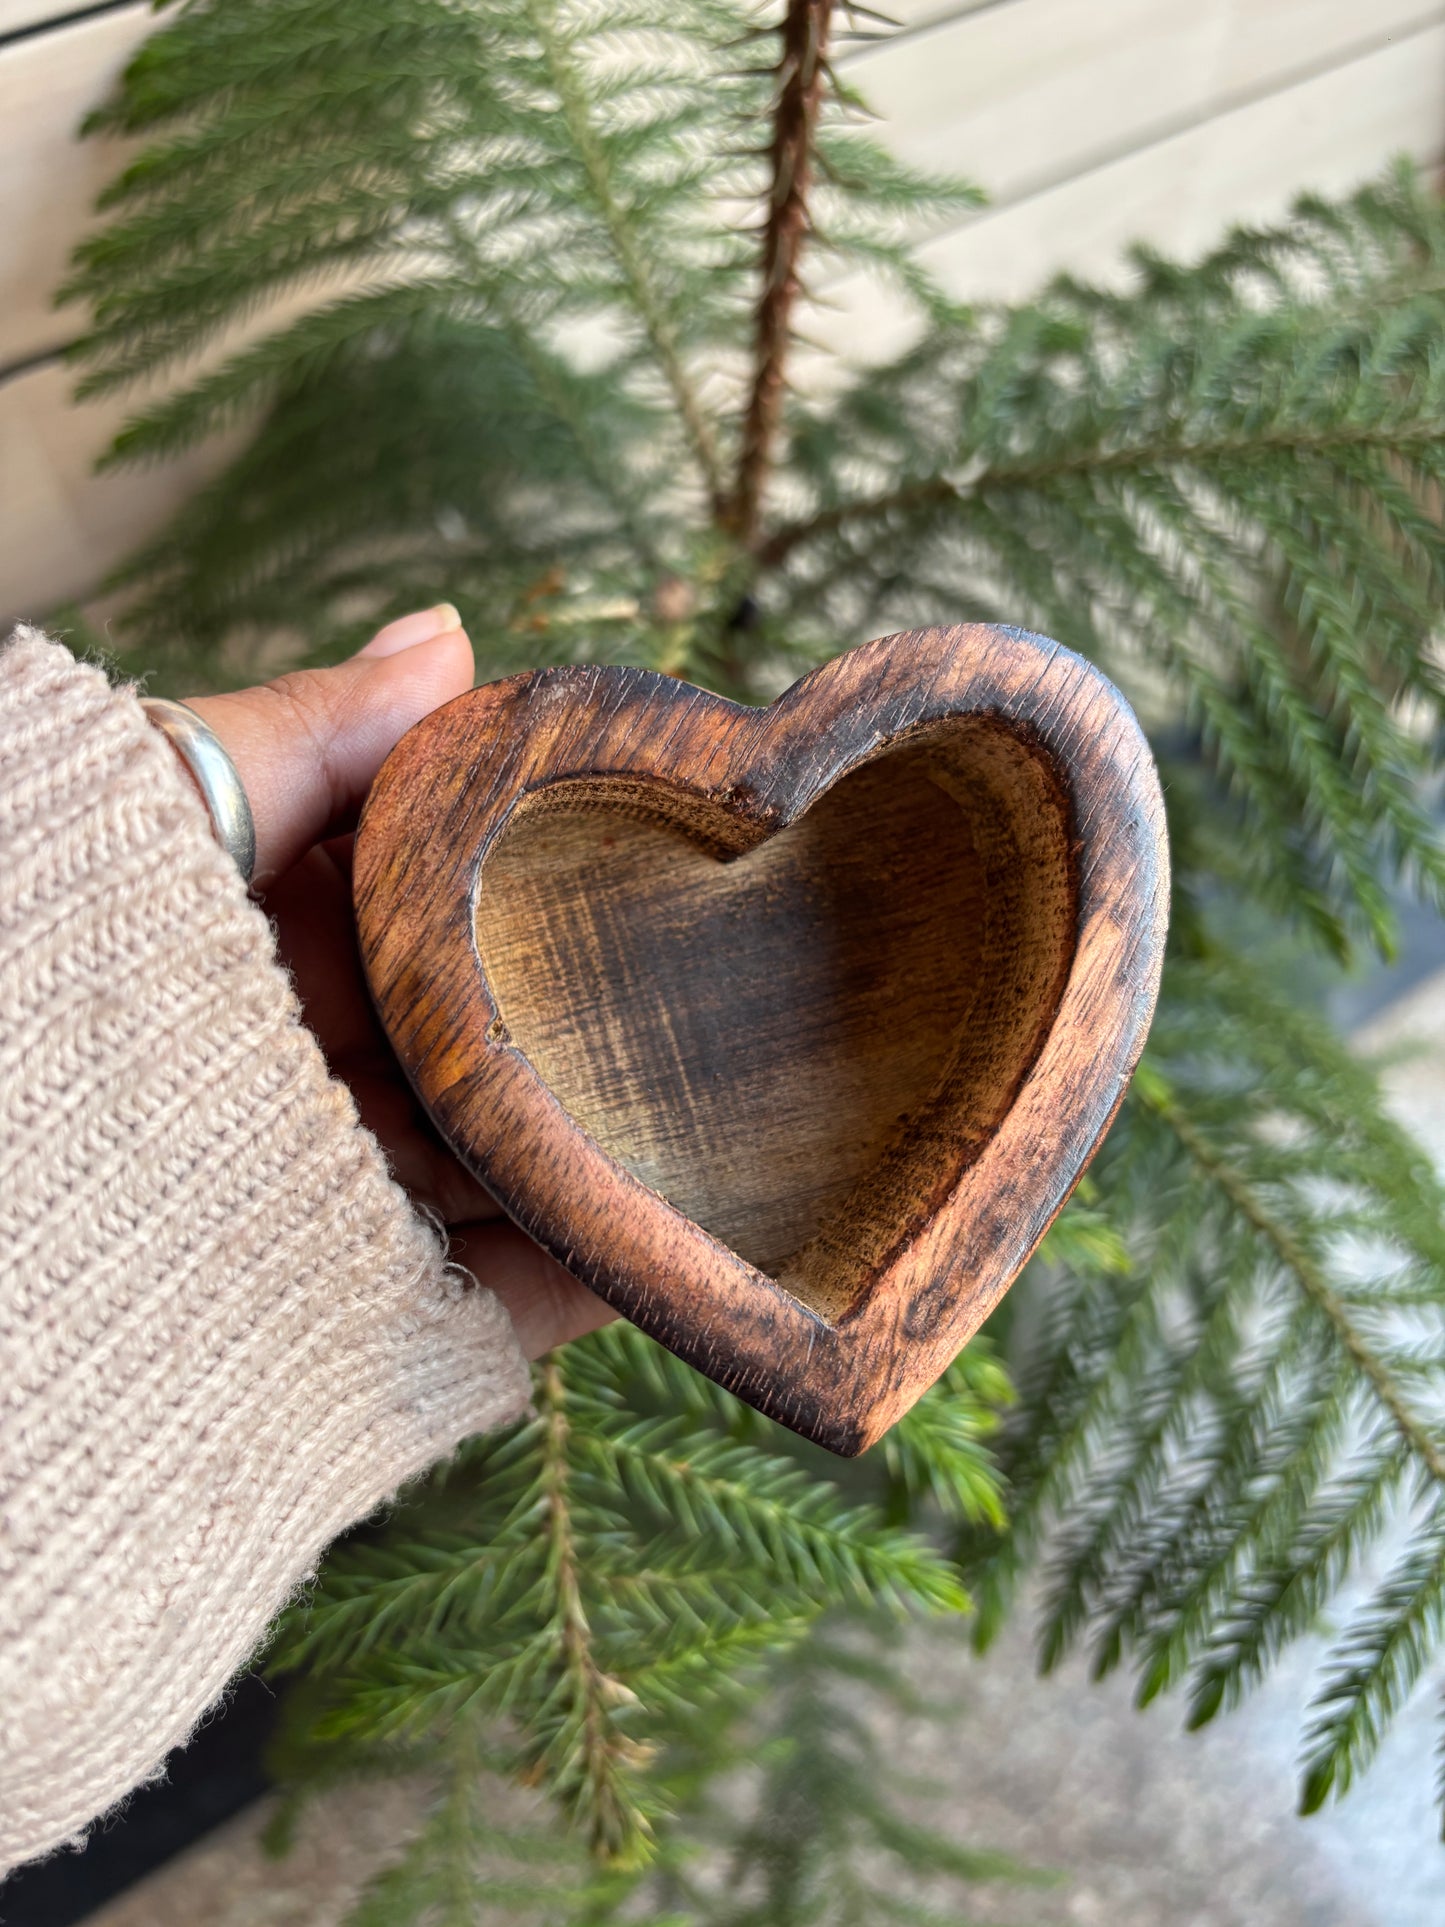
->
[355,625,1168,1454]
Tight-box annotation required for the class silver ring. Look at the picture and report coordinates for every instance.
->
[140,697,257,885]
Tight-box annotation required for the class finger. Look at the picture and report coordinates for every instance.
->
[184,606,473,884]
[450,1220,616,1359]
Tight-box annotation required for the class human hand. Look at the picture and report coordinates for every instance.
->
[177,606,613,1358]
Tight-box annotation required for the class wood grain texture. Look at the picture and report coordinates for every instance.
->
[355,626,1168,1455]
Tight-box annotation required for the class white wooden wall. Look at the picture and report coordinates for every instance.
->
[2,0,1442,626]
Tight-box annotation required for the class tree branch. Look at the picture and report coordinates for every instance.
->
[439,211,668,574]
[1142,1086,1445,1489]
[525,0,726,513]
[724,0,836,547]
[537,1354,648,1863]
[756,420,1445,567]
[759,474,957,565]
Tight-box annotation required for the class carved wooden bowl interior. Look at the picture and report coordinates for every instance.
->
[473,720,1076,1325]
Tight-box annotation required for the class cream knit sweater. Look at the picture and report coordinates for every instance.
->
[0,629,531,1875]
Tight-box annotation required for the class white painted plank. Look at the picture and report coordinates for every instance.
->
[840,0,1014,43]
[844,0,1445,204]
[0,244,376,619]
[925,20,1445,294]
[1215,0,1443,92]
[0,3,152,369]
[810,21,1445,366]
[0,360,239,624]
[0,0,95,34]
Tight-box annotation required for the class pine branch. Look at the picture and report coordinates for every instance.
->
[1298,1521,1445,1815]
[671,1620,1045,1927]
[536,1353,653,1865]
[575,1417,971,1615]
[768,184,1445,955]
[759,419,1445,567]
[437,205,670,576]
[522,0,727,511]
[724,0,835,546]
[880,1347,1013,1530]
[267,1320,996,1906]
[976,951,1445,1821]
[758,475,954,566]
[1141,1078,1445,1489]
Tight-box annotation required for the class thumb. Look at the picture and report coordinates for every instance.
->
[184,606,474,885]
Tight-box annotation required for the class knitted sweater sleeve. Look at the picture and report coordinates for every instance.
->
[0,629,532,1875]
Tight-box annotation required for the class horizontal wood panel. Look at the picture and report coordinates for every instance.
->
[835,0,1007,47]
[0,0,108,35]
[845,0,1444,202]
[925,17,1445,292]
[0,2,150,369]
[811,20,1445,363]
[0,360,240,627]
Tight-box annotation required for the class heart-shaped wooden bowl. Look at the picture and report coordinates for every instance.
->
[355,625,1167,1454]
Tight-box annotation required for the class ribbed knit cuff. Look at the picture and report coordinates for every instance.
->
[0,629,531,1874]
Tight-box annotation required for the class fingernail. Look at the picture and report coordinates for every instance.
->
[357,603,462,659]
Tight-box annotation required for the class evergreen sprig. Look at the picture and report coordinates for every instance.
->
[769,171,1445,957]
[59,0,1445,1881]
[269,1325,984,1870]
[972,951,1445,1821]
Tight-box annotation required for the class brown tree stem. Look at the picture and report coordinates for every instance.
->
[537,1353,641,1860]
[725,0,835,547]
